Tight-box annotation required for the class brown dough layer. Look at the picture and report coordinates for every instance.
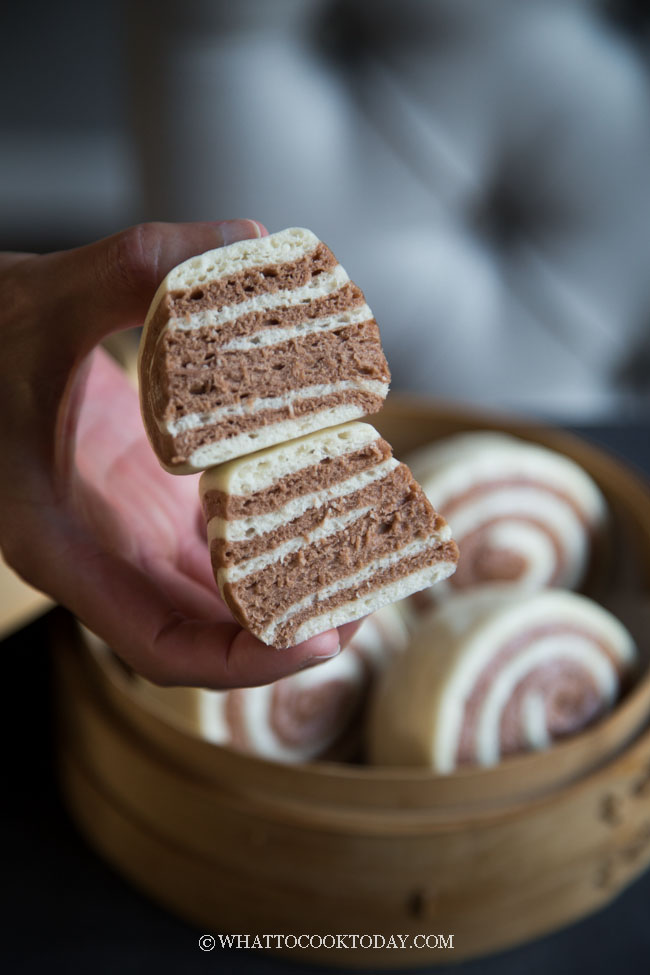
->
[203,438,392,522]
[270,541,459,649]
[164,388,386,466]
[156,321,389,420]
[221,482,449,629]
[211,465,438,565]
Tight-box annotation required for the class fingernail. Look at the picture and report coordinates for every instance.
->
[299,641,341,670]
[246,219,267,238]
[300,647,341,670]
[212,219,263,245]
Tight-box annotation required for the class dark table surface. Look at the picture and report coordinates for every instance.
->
[4,422,650,975]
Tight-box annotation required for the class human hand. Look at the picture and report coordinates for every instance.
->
[0,221,351,687]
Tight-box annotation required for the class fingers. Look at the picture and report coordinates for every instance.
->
[18,219,266,356]
[0,253,34,272]
[1,221,356,690]
[150,619,341,690]
[0,220,268,486]
[19,508,339,690]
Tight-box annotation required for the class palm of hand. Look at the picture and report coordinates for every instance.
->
[76,347,231,626]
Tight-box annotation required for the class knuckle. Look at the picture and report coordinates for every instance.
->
[105,223,163,299]
[0,257,35,329]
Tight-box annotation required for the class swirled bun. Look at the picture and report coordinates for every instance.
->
[407,431,607,603]
[368,588,637,770]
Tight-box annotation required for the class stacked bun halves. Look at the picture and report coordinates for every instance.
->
[139,228,458,645]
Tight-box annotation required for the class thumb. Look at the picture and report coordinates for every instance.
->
[24,219,265,355]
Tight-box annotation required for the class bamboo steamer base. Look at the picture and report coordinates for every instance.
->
[55,399,650,967]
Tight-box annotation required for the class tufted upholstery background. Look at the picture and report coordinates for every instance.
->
[124,0,650,421]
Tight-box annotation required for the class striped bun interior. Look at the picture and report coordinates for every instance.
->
[200,422,459,648]
[139,228,390,473]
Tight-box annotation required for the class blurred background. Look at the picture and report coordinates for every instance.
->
[2,0,650,420]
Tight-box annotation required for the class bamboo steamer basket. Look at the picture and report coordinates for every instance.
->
[55,397,650,968]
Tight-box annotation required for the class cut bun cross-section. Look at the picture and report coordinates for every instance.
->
[139,227,390,473]
[200,422,459,648]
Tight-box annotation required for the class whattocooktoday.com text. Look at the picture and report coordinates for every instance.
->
[198,933,454,951]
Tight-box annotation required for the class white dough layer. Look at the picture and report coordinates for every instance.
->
[201,420,381,496]
[522,690,551,751]
[146,227,321,322]
[183,405,381,473]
